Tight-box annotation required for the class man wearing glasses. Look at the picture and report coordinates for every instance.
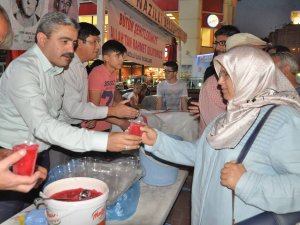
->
[156,61,188,111]
[204,25,240,82]
[54,22,139,166]
[189,25,240,137]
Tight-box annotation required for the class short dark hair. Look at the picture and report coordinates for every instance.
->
[102,39,127,55]
[273,45,291,53]
[78,22,100,41]
[214,25,240,38]
[163,61,178,72]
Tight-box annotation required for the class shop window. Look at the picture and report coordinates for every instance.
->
[79,15,97,25]
[201,28,213,47]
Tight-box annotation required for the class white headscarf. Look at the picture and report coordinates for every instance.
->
[207,46,300,149]
[226,33,267,51]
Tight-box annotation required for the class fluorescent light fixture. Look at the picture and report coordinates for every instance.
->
[170,17,176,19]
[166,13,173,17]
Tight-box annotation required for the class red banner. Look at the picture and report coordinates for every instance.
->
[108,0,167,67]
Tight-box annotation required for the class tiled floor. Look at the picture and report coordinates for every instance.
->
[165,169,193,225]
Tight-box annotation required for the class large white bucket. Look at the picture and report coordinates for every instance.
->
[41,177,109,225]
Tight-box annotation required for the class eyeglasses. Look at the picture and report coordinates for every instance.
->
[164,69,175,73]
[84,39,101,47]
[213,40,226,47]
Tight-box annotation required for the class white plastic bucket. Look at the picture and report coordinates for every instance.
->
[41,177,109,225]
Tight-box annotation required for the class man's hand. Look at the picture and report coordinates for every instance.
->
[188,101,200,119]
[220,160,246,190]
[119,120,130,131]
[107,132,142,152]
[34,165,48,188]
[108,100,139,119]
[84,120,97,129]
[0,150,43,192]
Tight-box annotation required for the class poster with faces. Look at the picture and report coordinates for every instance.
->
[0,0,78,50]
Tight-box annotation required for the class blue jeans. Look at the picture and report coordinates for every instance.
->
[0,150,50,223]
[0,199,29,223]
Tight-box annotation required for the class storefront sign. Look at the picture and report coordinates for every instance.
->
[123,0,187,43]
[291,11,300,24]
[207,14,219,28]
[109,0,167,67]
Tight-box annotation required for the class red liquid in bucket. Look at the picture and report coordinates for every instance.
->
[43,177,108,225]
[13,143,38,176]
[129,122,145,136]
[50,188,102,201]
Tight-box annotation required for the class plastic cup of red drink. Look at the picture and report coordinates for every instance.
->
[128,122,146,136]
[12,141,39,176]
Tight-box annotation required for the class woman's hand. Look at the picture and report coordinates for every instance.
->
[140,126,157,146]
[220,160,246,190]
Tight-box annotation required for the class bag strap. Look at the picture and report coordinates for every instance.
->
[236,105,277,164]
[232,105,277,225]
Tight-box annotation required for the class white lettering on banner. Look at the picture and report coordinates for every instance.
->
[125,0,187,42]
[136,0,162,24]
[109,0,166,67]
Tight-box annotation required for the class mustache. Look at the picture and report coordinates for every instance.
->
[61,53,74,59]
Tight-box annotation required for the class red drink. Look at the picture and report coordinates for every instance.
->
[50,188,102,201]
[129,122,145,136]
[13,143,38,176]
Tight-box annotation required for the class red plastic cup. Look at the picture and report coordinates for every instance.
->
[128,122,146,136]
[12,142,39,176]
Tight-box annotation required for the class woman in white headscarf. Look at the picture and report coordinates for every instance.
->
[141,46,300,225]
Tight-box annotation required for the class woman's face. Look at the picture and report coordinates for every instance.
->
[218,67,234,101]
[21,0,38,17]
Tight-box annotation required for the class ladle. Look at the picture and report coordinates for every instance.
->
[38,189,91,201]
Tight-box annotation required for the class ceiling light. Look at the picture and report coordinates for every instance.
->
[166,13,173,17]
[170,17,176,19]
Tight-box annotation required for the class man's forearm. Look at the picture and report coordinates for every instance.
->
[156,98,162,110]
[181,97,188,111]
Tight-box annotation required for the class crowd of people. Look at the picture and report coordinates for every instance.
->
[0,5,300,225]
[0,10,141,222]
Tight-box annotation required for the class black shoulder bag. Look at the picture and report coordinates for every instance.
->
[233,105,300,225]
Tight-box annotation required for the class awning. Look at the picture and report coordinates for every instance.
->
[121,0,187,43]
